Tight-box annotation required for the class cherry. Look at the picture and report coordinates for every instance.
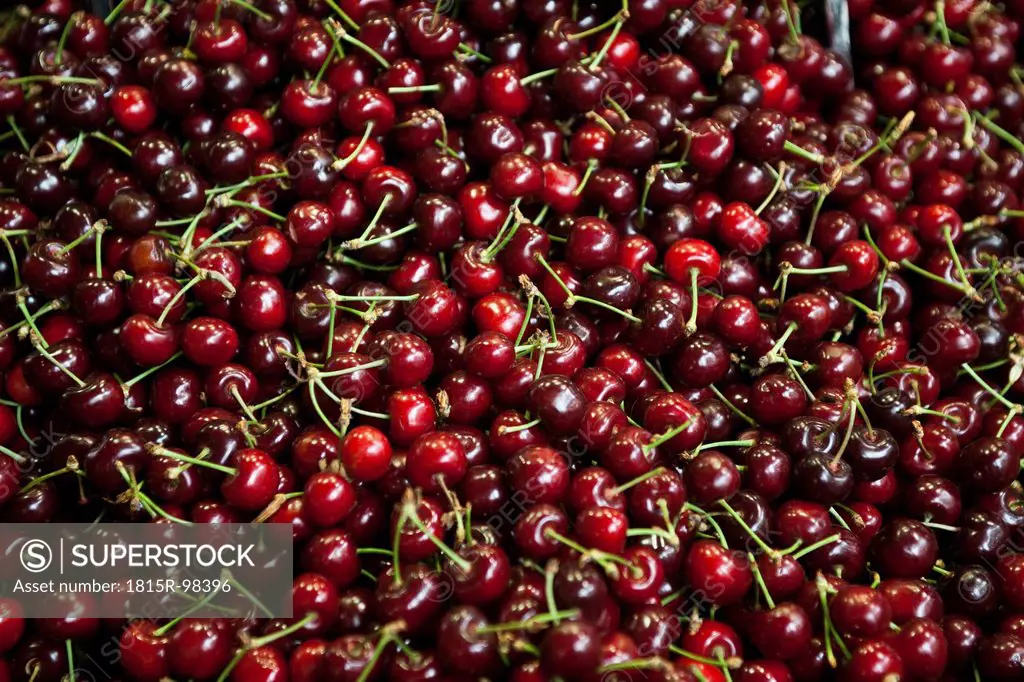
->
[540,621,601,682]
[168,620,233,680]
[406,430,467,493]
[303,472,357,527]
[685,539,752,607]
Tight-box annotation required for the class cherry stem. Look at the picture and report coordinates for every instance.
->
[347,222,418,252]
[353,624,408,682]
[497,417,542,435]
[345,195,393,249]
[791,533,842,560]
[476,610,580,634]
[668,645,739,670]
[65,640,74,682]
[759,321,798,367]
[18,295,47,346]
[59,132,86,172]
[830,388,859,469]
[147,445,236,477]
[642,358,673,392]
[193,217,246,256]
[6,116,28,153]
[934,0,951,44]
[388,84,441,94]
[587,10,627,70]
[336,26,391,69]
[842,294,882,321]
[457,43,491,62]
[337,254,400,272]
[89,131,132,157]
[318,357,388,379]
[206,171,289,197]
[599,658,674,674]
[223,200,285,223]
[960,363,1018,411]
[719,39,738,78]
[123,352,183,387]
[684,503,729,548]
[216,613,320,682]
[780,0,801,42]
[482,200,525,262]
[391,504,407,587]
[322,0,360,31]
[611,466,666,495]
[21,457,81,491]
[0,444,27,464]
[748,552,776,610]
[156,275,201,326]
[817,573,851,665]
[802,190,828,247]
[571,294,641,323]
[817,577,838,668]
[153,583,224,634]
[401,499,472,573]
[308,379,342,438]
[329,291,418,304]
[58,222,102,256]
[784,140,824,164]
[544,529,633,578]
[719,498,778,557]
[625,526,679,545]
[574,159,599,196]
[997,406,1021,438]
[350,405,390,419]
[515,296,535,348]
[902,404,955,420]
[756,163,787,215]
[976,113,1024,157]
[114,462,192,525]
[520,66,560,86]
[331,122,376,172]
[695,439,755,454]
[30,337,85,387]
[944,226,973,293]
[228,0,273,21]
[643,418,695,454]
[230,385,258,422]
[709,384,757,427]
[542,559,562,621]
[567,9,625,41]
[5,75,103,86]
[104,0,132,24]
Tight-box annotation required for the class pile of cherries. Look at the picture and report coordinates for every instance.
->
[2,0,1024,679]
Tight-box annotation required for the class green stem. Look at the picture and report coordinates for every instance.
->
[960,363,1018,410]
[587,12,626,70]
[149,447,236,476]
[6,116,28,152]
[784,140,824,164]
[402,503,472,573]
[338,28,391,68]
[229,0,273,21]
[457,43,491,62]
[30,340,85,387]
[748,553,776,609]
[718,499,777,556]
[123,352,183,387]
[89,131,132,157]
[791,533,842,560]
[225,200,285,222]
[309,380,342,438]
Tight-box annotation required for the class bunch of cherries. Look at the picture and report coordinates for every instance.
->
[1,0,1024,679]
